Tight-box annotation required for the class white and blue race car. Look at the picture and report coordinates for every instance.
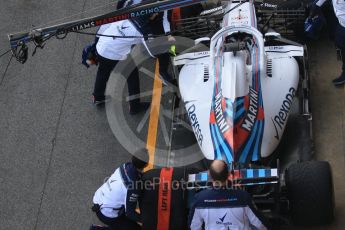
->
[173,0,334,226]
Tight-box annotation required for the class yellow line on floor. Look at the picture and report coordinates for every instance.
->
[145,60,162,171]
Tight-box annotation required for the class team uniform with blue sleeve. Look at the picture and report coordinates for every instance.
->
[188,188,268,230]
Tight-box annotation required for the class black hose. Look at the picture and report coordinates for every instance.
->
[72,30,163,39]
[0,49,11,59]
[0,54,14,87]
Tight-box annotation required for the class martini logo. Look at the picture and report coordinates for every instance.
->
[214,91,230,133]
[92,7,159,28]
[95,14,131,27]
[241,88,259,132]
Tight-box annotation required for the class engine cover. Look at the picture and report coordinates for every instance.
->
[176,1,302,164]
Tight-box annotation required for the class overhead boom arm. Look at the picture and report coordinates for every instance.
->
[8,0,208,63]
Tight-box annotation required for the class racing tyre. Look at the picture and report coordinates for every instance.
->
[285,161,334,226]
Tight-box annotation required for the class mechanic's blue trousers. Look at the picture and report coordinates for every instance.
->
[93,54,140,106]
[335,24,345,72]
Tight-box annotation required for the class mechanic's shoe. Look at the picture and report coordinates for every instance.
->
[93,99,106,106]
[332,72,345,86]
[129,102,151,115]
[93,96,109,106]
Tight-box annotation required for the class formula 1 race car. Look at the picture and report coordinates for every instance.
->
[6,0,334,228]
[171,0,334,227]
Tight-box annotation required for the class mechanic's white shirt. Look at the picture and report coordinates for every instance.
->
[190,207,267,230]
[97,24,111,36]
[93,168,127,218]
[96,20,143,60]
[316,0,345,27]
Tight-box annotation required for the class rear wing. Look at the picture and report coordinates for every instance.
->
[187,168,279,189]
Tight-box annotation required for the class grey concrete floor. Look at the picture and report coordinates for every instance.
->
[309,37,345,229]
[0,1,132,229]
[0,1,345,230]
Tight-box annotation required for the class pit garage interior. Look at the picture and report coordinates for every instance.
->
[0,0,344,229]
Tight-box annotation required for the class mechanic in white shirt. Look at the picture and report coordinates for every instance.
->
[91,148,149,230]
[312,0,345,86]
[93,0,174,110]
[188,160,269,230]
[93,19,148,115]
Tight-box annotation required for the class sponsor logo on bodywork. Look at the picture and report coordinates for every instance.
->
[272,87,296,140]
[195,51,210,56]
[241,88,259,132]
[214,91,230,133]
[200,6,224,15]
[260,2,278,8]
[268,46,284,51]
[188,105,204,146]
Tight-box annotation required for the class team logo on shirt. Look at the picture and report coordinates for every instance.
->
[216,213,233,227]
[218,213,227,223]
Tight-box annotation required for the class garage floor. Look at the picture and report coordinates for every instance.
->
[308,37,345,229]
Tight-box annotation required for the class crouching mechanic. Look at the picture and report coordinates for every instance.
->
[92,20,149,114]
[188,160,269,230]
[310,0,345,86]
[91,149,149,230]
